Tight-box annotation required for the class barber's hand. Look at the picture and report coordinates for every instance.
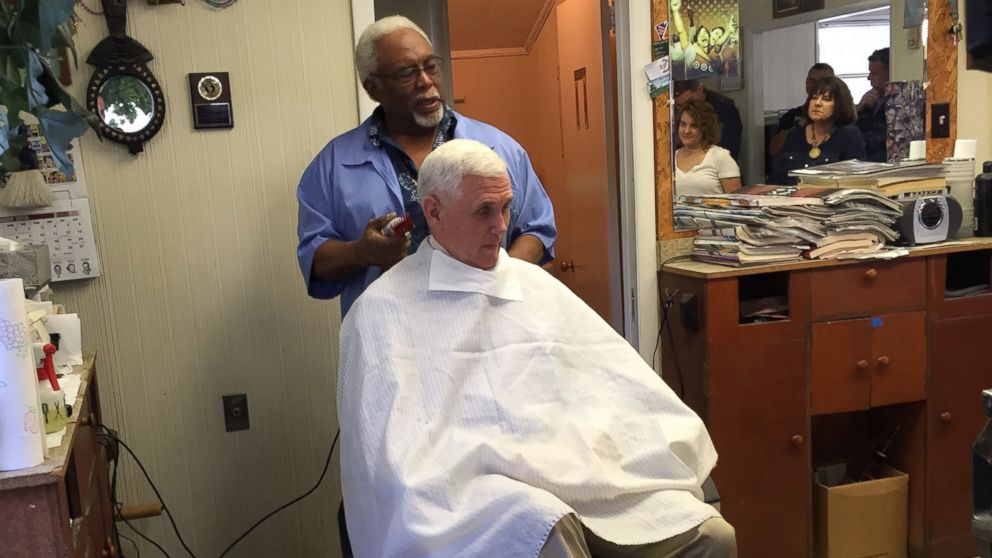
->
[858,89,879,111]
[357,213,411,270]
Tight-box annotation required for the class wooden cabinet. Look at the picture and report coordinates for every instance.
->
[0,355,116,558]
[661,241,992,558]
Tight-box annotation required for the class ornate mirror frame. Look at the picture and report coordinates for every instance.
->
[653,0,959,240]
[85,0,167,154]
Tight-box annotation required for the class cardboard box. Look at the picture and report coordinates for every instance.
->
[814,463,908,558]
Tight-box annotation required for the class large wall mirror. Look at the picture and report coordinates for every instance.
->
[654,0,958,238]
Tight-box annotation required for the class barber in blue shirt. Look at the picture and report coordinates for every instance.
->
[297,15,557,316]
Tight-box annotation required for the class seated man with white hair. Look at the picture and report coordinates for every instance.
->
[338,139,737,558]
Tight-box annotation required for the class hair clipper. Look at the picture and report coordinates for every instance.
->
[381,215,413,239]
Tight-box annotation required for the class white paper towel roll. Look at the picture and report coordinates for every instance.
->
[955,139,978,160]
[0,278,44,471]
[908,140,926,160]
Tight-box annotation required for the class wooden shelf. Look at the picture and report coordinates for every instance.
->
[661,238,992,278]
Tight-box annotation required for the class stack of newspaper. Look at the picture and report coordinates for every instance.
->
[675,185,902,267]
[789,159,948,200]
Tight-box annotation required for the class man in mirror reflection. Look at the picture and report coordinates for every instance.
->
[673,79,743,162]
[769,76,866,184]
[768,63,835,157]
[674,100,741,196]
[856,48,890,162]
[296,15,557,319]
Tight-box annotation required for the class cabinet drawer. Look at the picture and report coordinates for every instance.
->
[809,259,926,319]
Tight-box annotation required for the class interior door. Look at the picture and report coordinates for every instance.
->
[555,0,622,331]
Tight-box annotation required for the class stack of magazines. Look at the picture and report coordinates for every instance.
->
[675,185,902,267]
[789,159,948,201]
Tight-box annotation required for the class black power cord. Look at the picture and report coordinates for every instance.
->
[654,254,691,399]
[218,429,340,557]
[96,424,340,558]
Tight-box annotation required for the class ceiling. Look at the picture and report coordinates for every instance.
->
[447,0,556,53]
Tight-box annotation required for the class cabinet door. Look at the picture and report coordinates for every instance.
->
[811,319,872,414]
[870,311,927,407]
[708,340,809,557]
[929,316,992,555]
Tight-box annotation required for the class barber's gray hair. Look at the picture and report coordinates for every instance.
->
[418,139,508,200]
[355,16,432,83]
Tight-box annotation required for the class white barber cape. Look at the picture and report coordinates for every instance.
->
[338,239,719,558]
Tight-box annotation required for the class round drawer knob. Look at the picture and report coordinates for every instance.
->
[865,269,878,281]
[792,435,804,446]
[856,360,869,369]
[877,356,891,366]
[941,411,952,422]
[559,259,575,272]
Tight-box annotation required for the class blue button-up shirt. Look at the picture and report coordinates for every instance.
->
[296,109,557,316]
[368,107,456,253]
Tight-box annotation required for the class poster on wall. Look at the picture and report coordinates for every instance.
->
[669,0,741,82]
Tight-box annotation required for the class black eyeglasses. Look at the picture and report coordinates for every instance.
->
[374,56,444,87]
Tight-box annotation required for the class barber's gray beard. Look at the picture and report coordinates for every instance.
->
[413,106,444,128]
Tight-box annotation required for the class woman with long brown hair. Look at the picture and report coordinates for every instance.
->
[674,99,741,195]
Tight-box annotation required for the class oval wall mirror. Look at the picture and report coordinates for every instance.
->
[86,0,166,154]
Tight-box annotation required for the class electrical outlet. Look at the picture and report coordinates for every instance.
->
[931,103,951,138]
[222,393,250,432]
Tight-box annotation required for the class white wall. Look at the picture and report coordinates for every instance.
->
[621,0,661,364]
[57,2,357,556]
[959,1,992,166]
[762,23,817,112]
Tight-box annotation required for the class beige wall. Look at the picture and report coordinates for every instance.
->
[56,2,356,556]
[959,2,992,165]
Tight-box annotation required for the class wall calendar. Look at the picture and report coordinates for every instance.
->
[0,128,100,282]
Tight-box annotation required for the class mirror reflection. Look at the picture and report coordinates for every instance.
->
[97,75,155,134]
[672,2,928,230]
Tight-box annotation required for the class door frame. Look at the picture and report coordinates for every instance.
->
[352,1,645,351]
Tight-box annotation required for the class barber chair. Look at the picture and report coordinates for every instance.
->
[338,477,722,557]
[702,475,721,509]
[973,389,992,558]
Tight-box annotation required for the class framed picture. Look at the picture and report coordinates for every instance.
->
[773,0,824,18]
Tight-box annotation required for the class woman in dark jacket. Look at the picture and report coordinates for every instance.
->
[769,76,866,185]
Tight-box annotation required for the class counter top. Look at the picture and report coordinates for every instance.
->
[661,237,992,279]
[0,353,97,490]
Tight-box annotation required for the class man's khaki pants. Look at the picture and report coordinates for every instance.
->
[539,514,737,558]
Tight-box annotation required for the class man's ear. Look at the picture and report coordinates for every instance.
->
[363,78,381,103]
[422,194,441,227]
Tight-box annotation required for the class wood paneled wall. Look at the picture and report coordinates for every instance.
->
[927,0,958,162]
